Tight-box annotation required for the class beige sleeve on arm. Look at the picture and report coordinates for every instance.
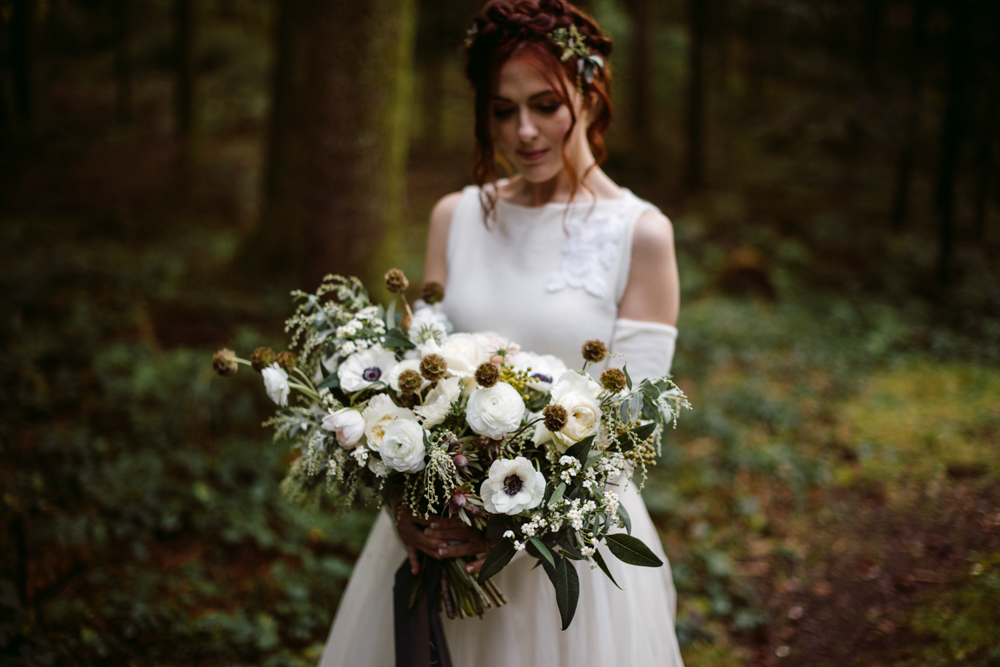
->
[607,318,678,383]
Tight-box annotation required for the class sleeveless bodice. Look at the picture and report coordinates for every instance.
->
[441,185,659,364]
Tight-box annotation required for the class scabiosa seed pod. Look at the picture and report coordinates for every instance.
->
[276,351,297,372]
[422,281,445,304]
[212,348,238,377]
[581,339,608,363]
[384,268,409,294]
[543,404,568,432]
[474,362,499,388]
[420,354,448,381]
[397,369,423,395]
[600,367,627,393]
[250,347,276,372]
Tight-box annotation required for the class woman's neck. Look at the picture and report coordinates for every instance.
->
[500,165,622,207]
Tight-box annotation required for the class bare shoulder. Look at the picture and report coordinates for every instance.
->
[631,209,675,258]
[429,191,464,234]
[423,191,464,286]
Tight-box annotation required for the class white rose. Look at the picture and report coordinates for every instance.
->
[466,382,525,439]
[550,370,603,402]
[322,408,365,448]
[480,456,545,515]
[262,363,290,406]
[362,394,416,451]
[414,376,462,427]
[379,419,427,473]
[338,346,398,393]
[511,352,568,392]
[436,333,486,378]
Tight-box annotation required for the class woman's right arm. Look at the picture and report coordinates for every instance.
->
[422,191,463,287]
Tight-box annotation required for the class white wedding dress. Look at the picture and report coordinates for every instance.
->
[319,185,685,666]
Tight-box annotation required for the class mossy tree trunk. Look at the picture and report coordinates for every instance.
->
[251,0,416,292]
[684,0,708,194]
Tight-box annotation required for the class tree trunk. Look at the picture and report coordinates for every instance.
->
[251,0,416,292]
[174,0,197,186]
[685,0,708,193]
[626,0,651,147]
[112,0,134,127]
[10,0,35,135]
[935,0,971,287]
[890,0,927,232]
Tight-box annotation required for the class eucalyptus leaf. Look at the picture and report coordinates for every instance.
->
[383,328,415,351]
[592,548,621,589]
[623,364,633,391]
[605,533,663,567]
[478,539,518,584]
[384,295,398,330]
[548,482,566,509]
[529,537,556,569]
[316,373,340,390]
[617,503,632,535]
[554,557,580,630]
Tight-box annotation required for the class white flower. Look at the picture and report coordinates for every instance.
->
[414,376,462,427]
[363,394,416,451]
[511,353,568,392]
[262,363,290,406]
[368,456,389,477]
[475,332,521,364]
[436,333,486,378]
[536,370,604,452]
[338,346,398,393]
[321,408,366,449]
[466,382,525,439]
[379,419,427,473]
[386,359,428,393]
[480,456,545,515]
[408,306,450,347]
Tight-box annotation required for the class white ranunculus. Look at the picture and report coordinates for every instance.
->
[551,369,603,402]
[379,419,427,473]
[362,394,416,451]
[466,382,525,439]
[480,456,546,515]
[436,333,486,378]
[322,407,365,449]
[414,376,462,427]
[386,359,428,393]
[262,363,290,406]
[511,352,569,392]
[338,346,398,393]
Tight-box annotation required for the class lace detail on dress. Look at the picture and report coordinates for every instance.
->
[546,210,626,298]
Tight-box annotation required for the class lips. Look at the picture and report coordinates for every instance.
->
[516,148,549,163]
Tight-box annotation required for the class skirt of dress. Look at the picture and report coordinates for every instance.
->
[318,479,684,667]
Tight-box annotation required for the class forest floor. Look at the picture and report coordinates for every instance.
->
[2,112,999,666]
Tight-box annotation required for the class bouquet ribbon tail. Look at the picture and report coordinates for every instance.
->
[393,557,453,667]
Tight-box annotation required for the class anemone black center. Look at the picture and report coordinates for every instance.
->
[362,367,382,382]
[503,473,523,496]
[531,373,553,384]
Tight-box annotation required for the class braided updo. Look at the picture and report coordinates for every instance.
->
[464,0,614,216]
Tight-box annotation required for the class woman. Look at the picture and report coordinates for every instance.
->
[320,1,682,664]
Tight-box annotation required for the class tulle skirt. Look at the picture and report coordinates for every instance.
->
[318,479,684,667]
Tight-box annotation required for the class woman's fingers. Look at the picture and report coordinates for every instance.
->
[464,555,487,574]
[436,540,488,559]
[407,545,420,575]
[395,517,447,559]
[424,525,477,541]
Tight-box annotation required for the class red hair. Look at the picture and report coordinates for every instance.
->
[464,0,614,218]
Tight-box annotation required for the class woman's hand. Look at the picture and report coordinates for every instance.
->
[394,509,492,575]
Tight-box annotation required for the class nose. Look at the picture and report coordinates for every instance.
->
[517,107,538,143]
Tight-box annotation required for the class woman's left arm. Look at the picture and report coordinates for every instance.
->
[617,210,680,325]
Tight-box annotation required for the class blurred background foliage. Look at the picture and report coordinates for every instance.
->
[1,0,998,665]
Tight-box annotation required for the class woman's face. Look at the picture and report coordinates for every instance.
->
[491,55,587,184]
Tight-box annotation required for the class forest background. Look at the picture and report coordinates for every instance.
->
[1,0,998,665]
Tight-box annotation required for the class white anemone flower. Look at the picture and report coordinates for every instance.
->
[480,456,546,515]
[338,346,398,393]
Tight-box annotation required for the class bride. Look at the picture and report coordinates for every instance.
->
[320,0,683,664]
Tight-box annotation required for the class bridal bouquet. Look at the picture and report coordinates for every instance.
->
[212,269,688,630]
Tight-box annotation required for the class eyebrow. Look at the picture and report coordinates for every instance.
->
[490,90,557,103]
